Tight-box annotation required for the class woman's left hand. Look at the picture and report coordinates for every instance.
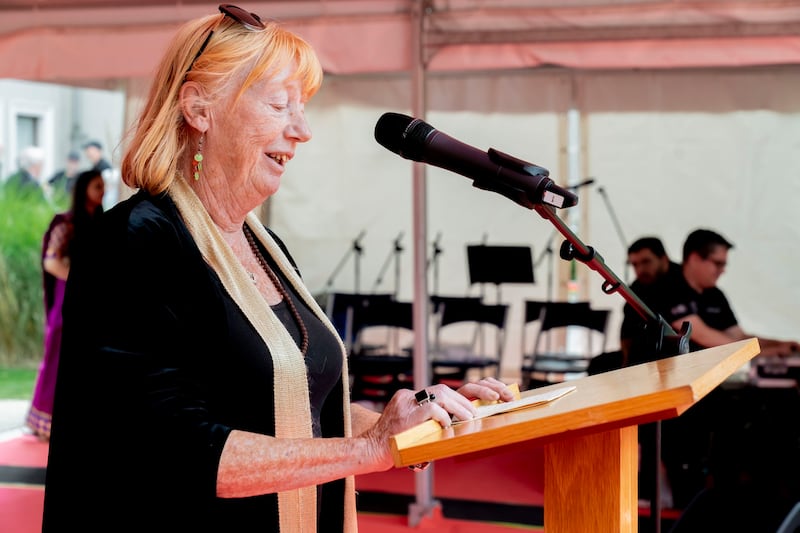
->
[456,376,517,405]
[412,377,517,426]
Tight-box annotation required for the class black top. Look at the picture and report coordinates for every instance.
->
[620,262,683,348]
[660,274,738,352]
[93,158,112,173]
[255,240,343,438]
[42,190,347,532]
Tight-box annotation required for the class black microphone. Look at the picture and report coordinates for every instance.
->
[352,230,366,253]
[568,178,595,190]
[374,112,578,209]
[432,231,443,256]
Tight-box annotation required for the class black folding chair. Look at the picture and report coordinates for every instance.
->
[348,298,414,404]
[520,301,609,389]
[430,295,509,386]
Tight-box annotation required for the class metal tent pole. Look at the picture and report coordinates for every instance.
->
[407,0,439,526]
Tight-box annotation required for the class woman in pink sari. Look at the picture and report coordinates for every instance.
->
[26,169,105,440]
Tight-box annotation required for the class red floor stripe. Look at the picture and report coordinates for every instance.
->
[0,486,44,533]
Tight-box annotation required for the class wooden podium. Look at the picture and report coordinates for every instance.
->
[391,338,760,532]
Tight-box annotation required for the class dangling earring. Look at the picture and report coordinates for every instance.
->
[192,134,204,181]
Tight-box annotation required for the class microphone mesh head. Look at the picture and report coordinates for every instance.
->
[374,112,433,161]
[375,113,413,154]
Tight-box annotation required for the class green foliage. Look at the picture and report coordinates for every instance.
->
[0,188,57,366]
[0,367,37,399]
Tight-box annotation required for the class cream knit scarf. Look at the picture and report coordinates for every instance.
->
[170,176,356,532]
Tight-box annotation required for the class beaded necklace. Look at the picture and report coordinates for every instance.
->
[243,224,309,356]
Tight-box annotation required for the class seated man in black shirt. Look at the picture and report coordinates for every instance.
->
[658,228,800,520]
[662,228,798,356]
[620,236,682,366]
[619,237,686,508]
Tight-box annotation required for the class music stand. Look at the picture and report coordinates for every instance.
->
[466,245,535,302]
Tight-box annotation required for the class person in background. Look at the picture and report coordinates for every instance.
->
[83,139,121,209]
[3,145,46,201]
[25,169,105,441]
[82,140,111,173]
[663,228,800,531]
[663,228,799,356]
[627,236,676,286]
[42,5,515,532]
[619,236,682,366]
[46,150,82,204]
[616,236,684,510]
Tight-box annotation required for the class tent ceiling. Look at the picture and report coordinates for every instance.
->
[2,1,800,84]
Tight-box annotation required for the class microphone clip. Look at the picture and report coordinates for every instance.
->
[471,149,575,209]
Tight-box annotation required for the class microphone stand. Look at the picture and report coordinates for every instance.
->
[596,185,630,281]
[533,231,557,352]
[325,230,366,294]
[446,164,690,531]
[427,232,443,297]
[568,178,596,191]
[533,203,691,533]
[534,231,556,303]
[371,232,404,297]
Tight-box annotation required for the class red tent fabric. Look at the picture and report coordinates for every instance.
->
[1,1,800,83]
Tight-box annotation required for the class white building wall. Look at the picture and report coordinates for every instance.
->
[0,80,124,204]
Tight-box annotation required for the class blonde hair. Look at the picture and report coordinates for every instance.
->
[121,13,323,195]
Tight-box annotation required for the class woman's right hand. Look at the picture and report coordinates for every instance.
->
[360,384,481,470]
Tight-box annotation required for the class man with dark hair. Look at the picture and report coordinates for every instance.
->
[619,236,685,510]
[82,140,111,173]
[620,236,682,366]
[663,228,798,355]
[628,236,671,285]
[658,230,800,524]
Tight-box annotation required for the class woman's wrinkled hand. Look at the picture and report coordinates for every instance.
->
[456,376,516,404]
[362,378,517,471]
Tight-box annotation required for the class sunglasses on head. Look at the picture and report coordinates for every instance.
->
[186,4,267,75]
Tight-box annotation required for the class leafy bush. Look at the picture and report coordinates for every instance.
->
[0,188,57,367]
[0,367,37,399]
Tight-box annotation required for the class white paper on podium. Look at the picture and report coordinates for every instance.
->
[452,385,576,423]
